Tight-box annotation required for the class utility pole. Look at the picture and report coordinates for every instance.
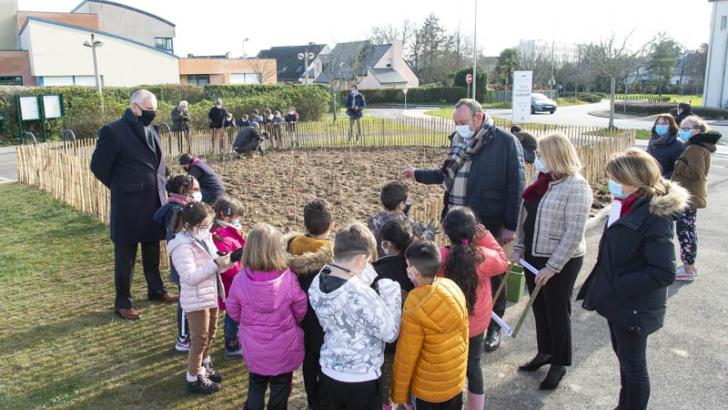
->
[472,0,478,100]
[83,34,103,95]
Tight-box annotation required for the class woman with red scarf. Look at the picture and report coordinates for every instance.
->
[577,149,688,410]
[512,133,593,390]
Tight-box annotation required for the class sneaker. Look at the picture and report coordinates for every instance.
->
[224,347,242,358]
[675,267,695,282]
[203,361,222,383]
[173,338,190,353]
[187,374,219,394]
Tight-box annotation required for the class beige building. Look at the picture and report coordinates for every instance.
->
[179,57,276,85]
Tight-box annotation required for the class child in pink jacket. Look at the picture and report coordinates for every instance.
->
[226,223,307,410]
[210,197,246,358]
[438,206,508,410]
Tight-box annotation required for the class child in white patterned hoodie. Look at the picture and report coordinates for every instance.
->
[308,222,402,409]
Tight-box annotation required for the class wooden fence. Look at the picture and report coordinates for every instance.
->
[16,116,635,228]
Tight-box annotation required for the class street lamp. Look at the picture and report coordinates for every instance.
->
[298,42,315,85]
[472,0,478,100]
[242,37,250,58]
[83,33,103,94]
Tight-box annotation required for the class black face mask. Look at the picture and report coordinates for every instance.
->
[137,109,156,126]
[403,199,412,215]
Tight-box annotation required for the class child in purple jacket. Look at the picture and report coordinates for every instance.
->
[226,223,307,410]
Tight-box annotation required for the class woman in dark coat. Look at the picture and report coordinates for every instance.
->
[577,148,689,410]
[646,114,684,178]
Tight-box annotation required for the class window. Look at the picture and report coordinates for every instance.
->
[0,76,22,86]
[40,76,103,87]
[722,16,727,31]
[155,37,174,53]
[187,74,210,86]
[229,73,260,85]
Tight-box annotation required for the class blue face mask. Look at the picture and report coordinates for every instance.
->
[608,179,629,199]
[678,129,693,142]
[654,125,669,136]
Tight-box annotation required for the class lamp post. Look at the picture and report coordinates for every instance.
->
[242,37,250,58]
[298,43,315,85]
[83,34,103,94]
[472,0,478,100]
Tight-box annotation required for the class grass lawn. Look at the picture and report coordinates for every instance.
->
[0,183,276,409]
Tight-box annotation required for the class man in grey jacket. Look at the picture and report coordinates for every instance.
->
[403,98,525,351]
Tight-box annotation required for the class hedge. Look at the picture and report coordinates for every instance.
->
[614,101,728,120]
[337,86,469,106]
[0,84,329,144]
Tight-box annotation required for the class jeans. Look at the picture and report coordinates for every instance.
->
[245,372,293,410]
[466,333,485,394]
[608,320,650,410]
[223,312,239,350]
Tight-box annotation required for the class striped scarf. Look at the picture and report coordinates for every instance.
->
[441,117,495,211]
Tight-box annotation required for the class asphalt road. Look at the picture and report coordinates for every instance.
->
[0,146,16,183]
[478,140,728,409]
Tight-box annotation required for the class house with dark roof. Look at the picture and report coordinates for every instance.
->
[257,44,329,84]
[314,40,418,90]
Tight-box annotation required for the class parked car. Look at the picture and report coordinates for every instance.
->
[531,93,557,114]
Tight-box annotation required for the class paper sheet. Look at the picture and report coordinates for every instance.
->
[519,259,540,276]
[491,312,513,337]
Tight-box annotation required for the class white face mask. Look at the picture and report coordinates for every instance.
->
[231,219,242,229]
[190,192,202,202]
[192,227,211,241]
[360,263,378,286]
[534,156,550,173]
[406,266,418,286]
[381,241,391,256]
[455,125,473,140]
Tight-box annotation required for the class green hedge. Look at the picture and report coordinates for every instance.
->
[614,101,728,120]
[576,93,603,103]
[337,86,469,106]
[0,84,329,144]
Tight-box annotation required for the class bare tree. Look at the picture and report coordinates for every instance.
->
[320,45,367,122]
[588,32,647,128]
[247,58,276,84]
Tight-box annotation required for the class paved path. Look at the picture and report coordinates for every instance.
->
[0,146,17,183]
[478,140,728,409]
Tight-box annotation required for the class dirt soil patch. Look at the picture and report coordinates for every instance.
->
[171,147,607,234]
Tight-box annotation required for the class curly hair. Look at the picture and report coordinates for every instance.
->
[442,206,482,314]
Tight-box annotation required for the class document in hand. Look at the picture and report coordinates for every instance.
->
[490,261,543,338]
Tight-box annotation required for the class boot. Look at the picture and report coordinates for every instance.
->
[484,326,501,352]
[468,392,485,410]
[539,365,566,390]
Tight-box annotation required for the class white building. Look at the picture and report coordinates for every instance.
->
[704,0,728,108]
[19,17,179,87]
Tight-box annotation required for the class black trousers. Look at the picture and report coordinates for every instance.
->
[415,392,463,410]
[245,372,293,410]
[320,373,380,410]
[608,320,650,410]
[466,333,485,394]
[113,241,166,309]
[524,254,583,366]
[302,325,325,407]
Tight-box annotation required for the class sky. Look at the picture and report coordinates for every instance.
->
[17,0,714,57]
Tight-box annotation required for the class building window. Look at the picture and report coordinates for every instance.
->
[0,76,23,86]
[187,74,210,86]
[40,76,103,87]
[155,37,174,53]
[229,73,261,84]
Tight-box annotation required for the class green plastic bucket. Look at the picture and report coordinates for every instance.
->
[506,265,525,303]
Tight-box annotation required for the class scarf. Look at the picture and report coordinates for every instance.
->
[440,117,495,212]
[619,194,641,217]
[168,193,188,205]
[522,172,553,203]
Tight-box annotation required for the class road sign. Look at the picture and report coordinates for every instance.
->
[512,71,533,124]
[466,73,473,84]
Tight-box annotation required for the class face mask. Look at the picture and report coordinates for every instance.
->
[351,90,358,95]
[231,219,242,229]
[381,241,391,256]
[455,125,473,140]
[407,266,419,286]
[288,111,294,115]
[608,179,629,200]
[190,192,202,202]
[654,125,669,136]
[193,227,211,241]
[137,109,156,126]
[361,263,378,286]
[534,156,549,173]
[403,199,412,215]
[678,129,693,142]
